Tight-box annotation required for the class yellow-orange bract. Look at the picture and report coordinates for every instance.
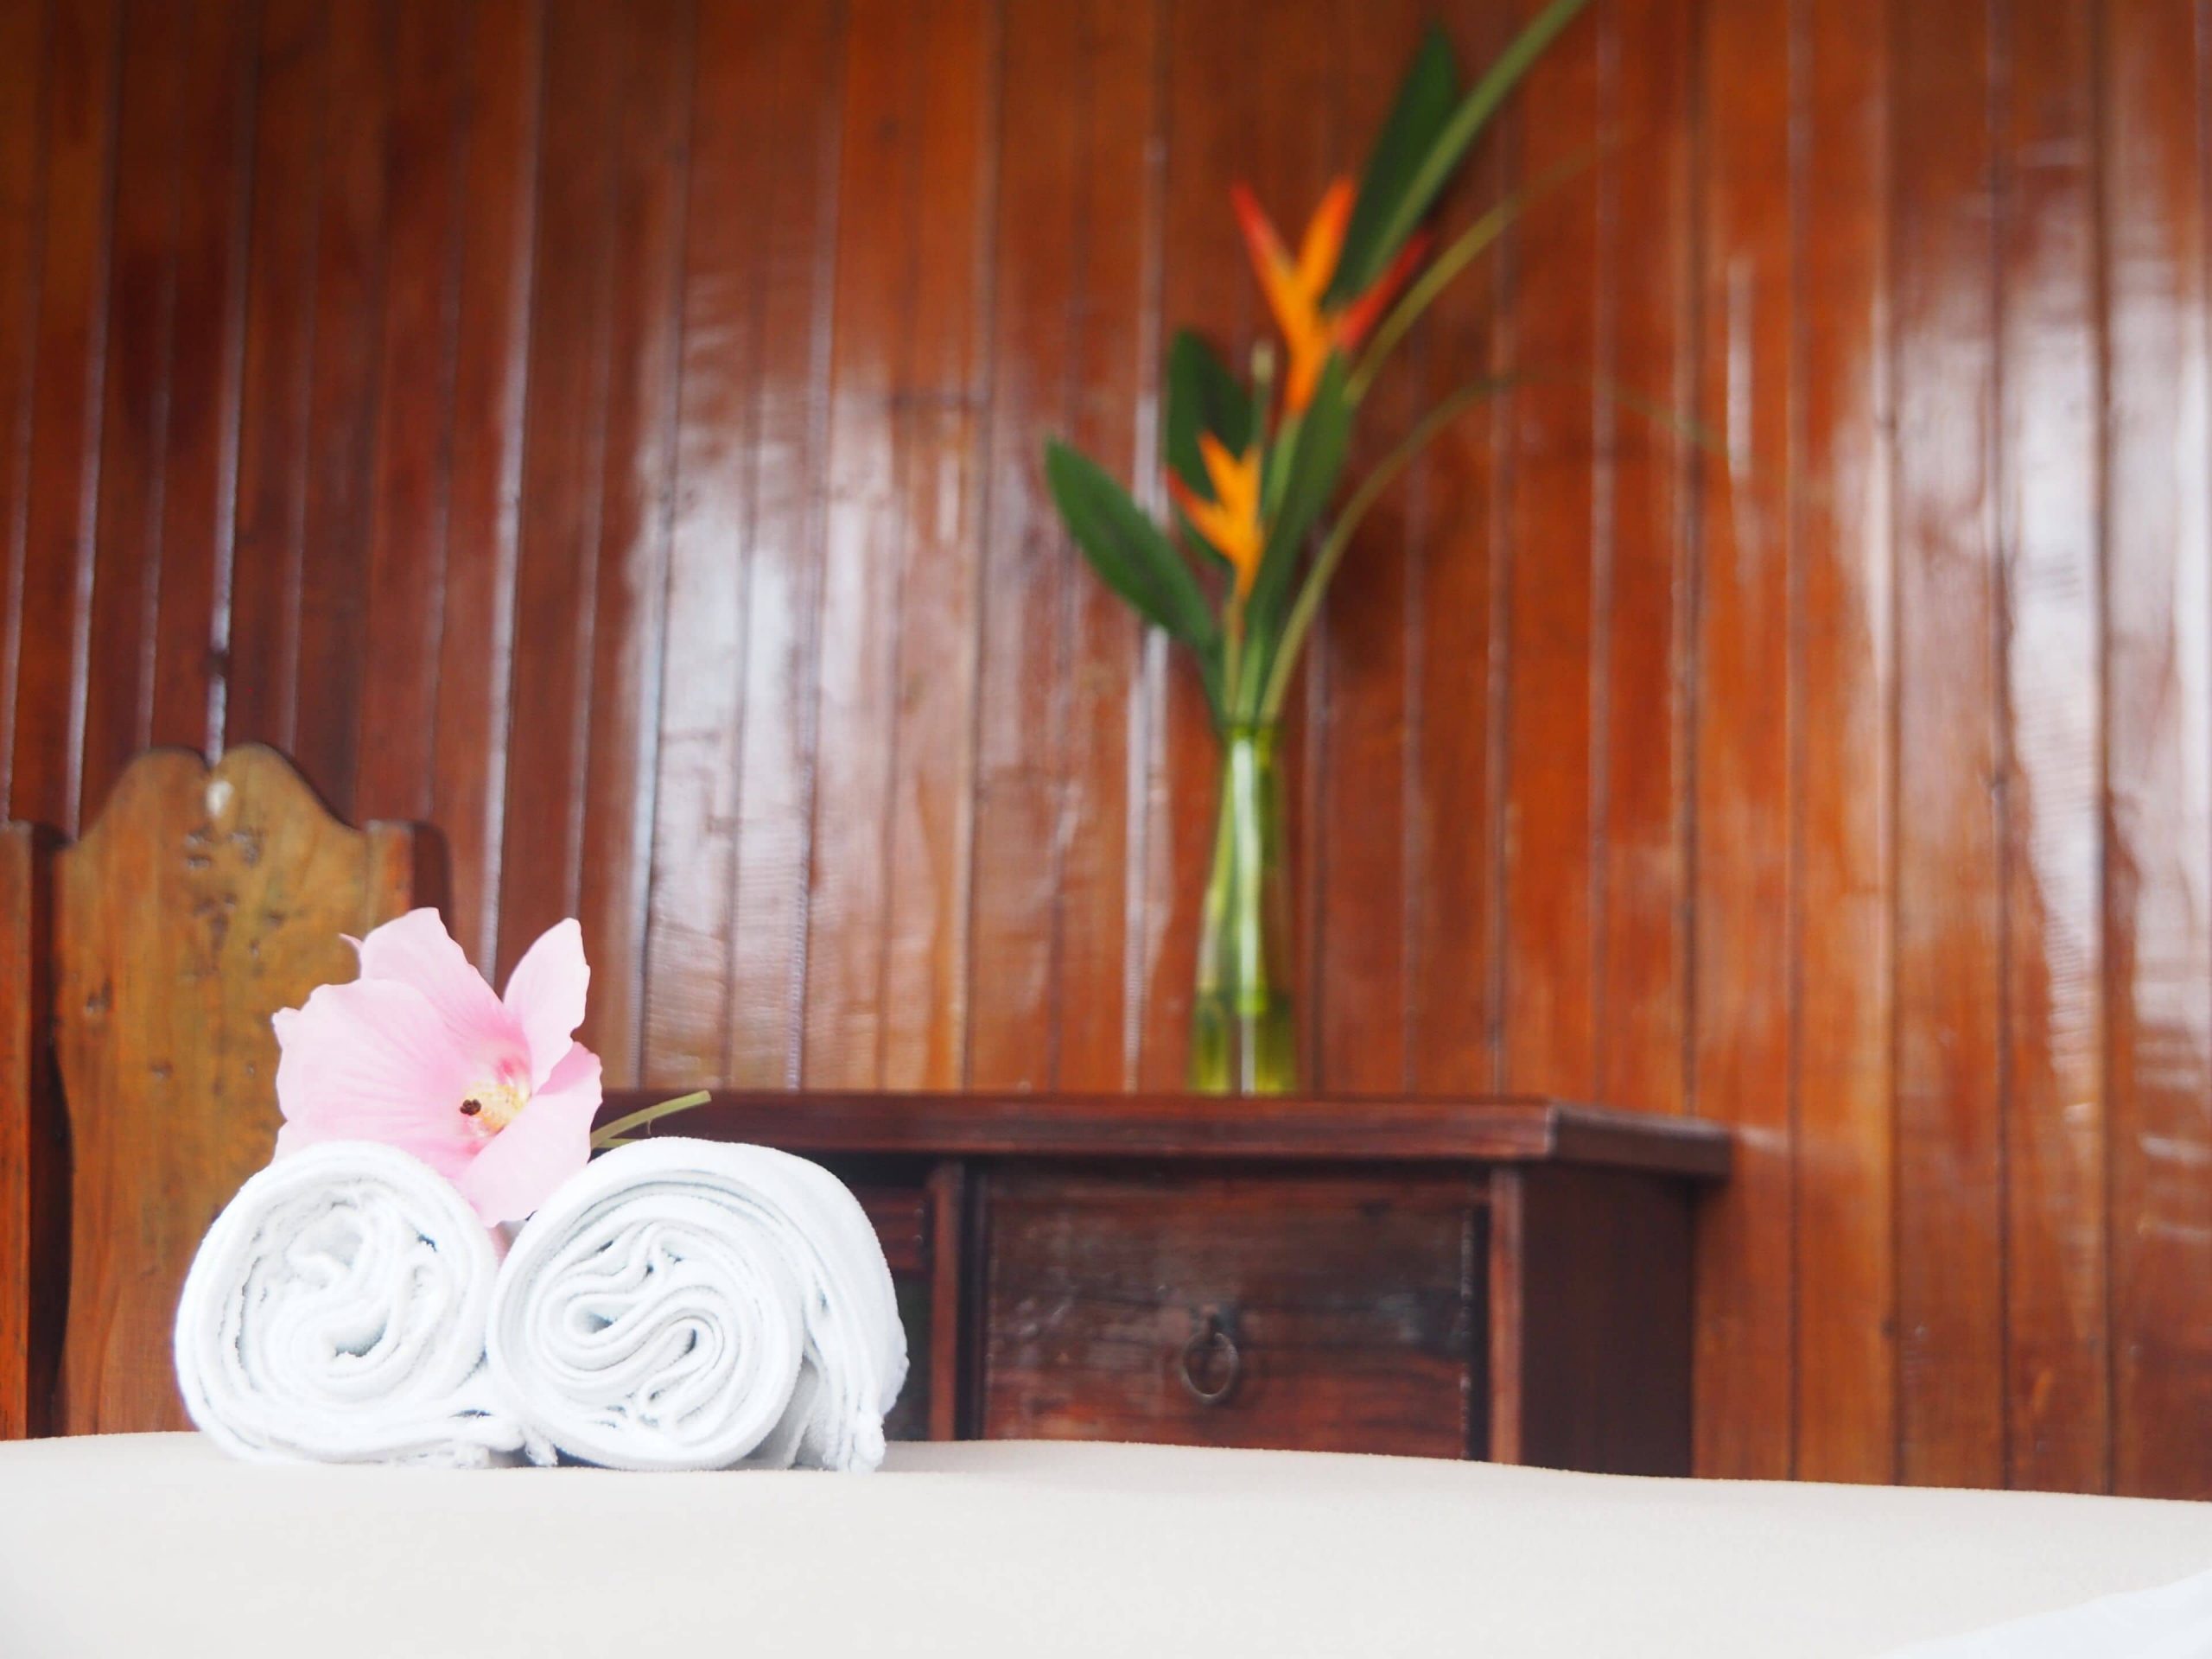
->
[1232,176,1427,414]
[1168,433,1263,597]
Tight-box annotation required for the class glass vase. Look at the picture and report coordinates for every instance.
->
[1189,721,1299,1094]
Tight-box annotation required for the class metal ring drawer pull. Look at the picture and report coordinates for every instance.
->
[1179,1312,1241,1406]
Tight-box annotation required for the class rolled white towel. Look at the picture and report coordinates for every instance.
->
[486,1137,906,1471]
[173,1140,528,1467]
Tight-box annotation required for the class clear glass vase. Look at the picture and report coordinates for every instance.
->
[1189,721,1299,1094]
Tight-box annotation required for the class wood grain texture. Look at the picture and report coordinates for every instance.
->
[353,0,467,830]
[2103,0,2212,1501]
[594,1087,1732,1177]
[719,0,845,1089]
[1892,0,2005,1491]
[981,1167,1474,1456]
[0,822,62,1440]
[221,0,327,758]
[0,0,48,822]
[145,0,255,760]
[573,0,692,1082]
[968,0,1092,1091]
[9,0,119,834]
[1995,0,2106,1496]
[767,0,988,1084]
[1792,0,1896,1487]
[43,746,414,1433]
[1594,0,1691,1118]
[13,0,2212,1492]
[429,0,541,973]
[1690,0,1795,1481]
[1406,4,1509,1098]
[641,0,773,1087]
[1490,1164,1694,1474]
[1498,0,1600,1097]
[77,0,186,819]
[493,0,623,982]
[1315,0,1423,1094]
[289,0,392,819]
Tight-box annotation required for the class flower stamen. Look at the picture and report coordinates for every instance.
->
[458,1077,530,1133]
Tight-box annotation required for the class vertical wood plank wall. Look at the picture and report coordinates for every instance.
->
[3,0,2208,1496]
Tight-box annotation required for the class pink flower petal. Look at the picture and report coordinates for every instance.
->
[353,908,525,1076]
[454,1042,602,1224]
[272,979,481,1183]
[501,918,590,1090]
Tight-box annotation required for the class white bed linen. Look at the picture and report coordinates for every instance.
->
[3,1433,2209,1658]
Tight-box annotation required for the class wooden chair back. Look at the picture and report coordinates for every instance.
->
[1,747,418,1435]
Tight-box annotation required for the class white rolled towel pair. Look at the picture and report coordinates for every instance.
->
[174,1137,906,1472]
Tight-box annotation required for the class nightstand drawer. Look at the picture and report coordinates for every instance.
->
[978,1166,1478,1456]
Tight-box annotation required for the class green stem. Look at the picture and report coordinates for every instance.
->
[1361,0,1593,272]
[588,1089,713,1151]
[1258,378,1510,722]
[1230,733,1266,1015]
[1348,141,1607,405]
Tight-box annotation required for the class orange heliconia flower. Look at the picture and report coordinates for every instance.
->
[1232,176,1428,413]
[1168,432,1263,598]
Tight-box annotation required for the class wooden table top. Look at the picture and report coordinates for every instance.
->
[592,1090,1732,1180]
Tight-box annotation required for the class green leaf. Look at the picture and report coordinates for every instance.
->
[1328,25,1459,305]
[1044,439,1219,664]
[1243,358,1353,691]
[1164,330,1255,496]
[1363,0,1592,275]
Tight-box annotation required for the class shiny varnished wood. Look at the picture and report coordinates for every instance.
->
[0,823,61,1438]
[595,1089,1732,1178]
[8,0,2212,1497]
[1691,0,1794,1483]
[1790,0,1894,1488]
[2104,0,2212,1502]
[7,746,416,1433]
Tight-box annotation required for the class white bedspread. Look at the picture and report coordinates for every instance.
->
[3,1433,2209,1658]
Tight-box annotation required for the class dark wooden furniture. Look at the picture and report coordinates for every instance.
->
[2,747,420,1437]
[594,1090,1730,1473]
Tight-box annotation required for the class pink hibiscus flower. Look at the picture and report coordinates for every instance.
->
[271,909,602,1225]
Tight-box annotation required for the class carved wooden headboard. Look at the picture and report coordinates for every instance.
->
[1,747,419,1435]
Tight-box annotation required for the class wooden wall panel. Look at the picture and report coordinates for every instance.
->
[970,0,1109,1090]
[429,0,539,971]
[1499,0,1599,1097]
[1690,0,1794,1482]
[76,0,185,817]
[2104,0,2212,1502]
[221,0,321,760]
[144,0,253,760]
[0,0,45,823]
[1407,6,1510,1098]
[1891,0,2005,1493]
[9,0,118,834]
[11,0,2212,1496]
[1996,0,2106,1496]
[1792,0,1895,1487]
[1313,0,1421,1096]
[1594,0,1691,1120]
[571,0,691,1081]
[353,0,464,830]
[643,0,778,1087]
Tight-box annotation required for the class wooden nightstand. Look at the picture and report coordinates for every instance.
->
[592,1092,1730,1475]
